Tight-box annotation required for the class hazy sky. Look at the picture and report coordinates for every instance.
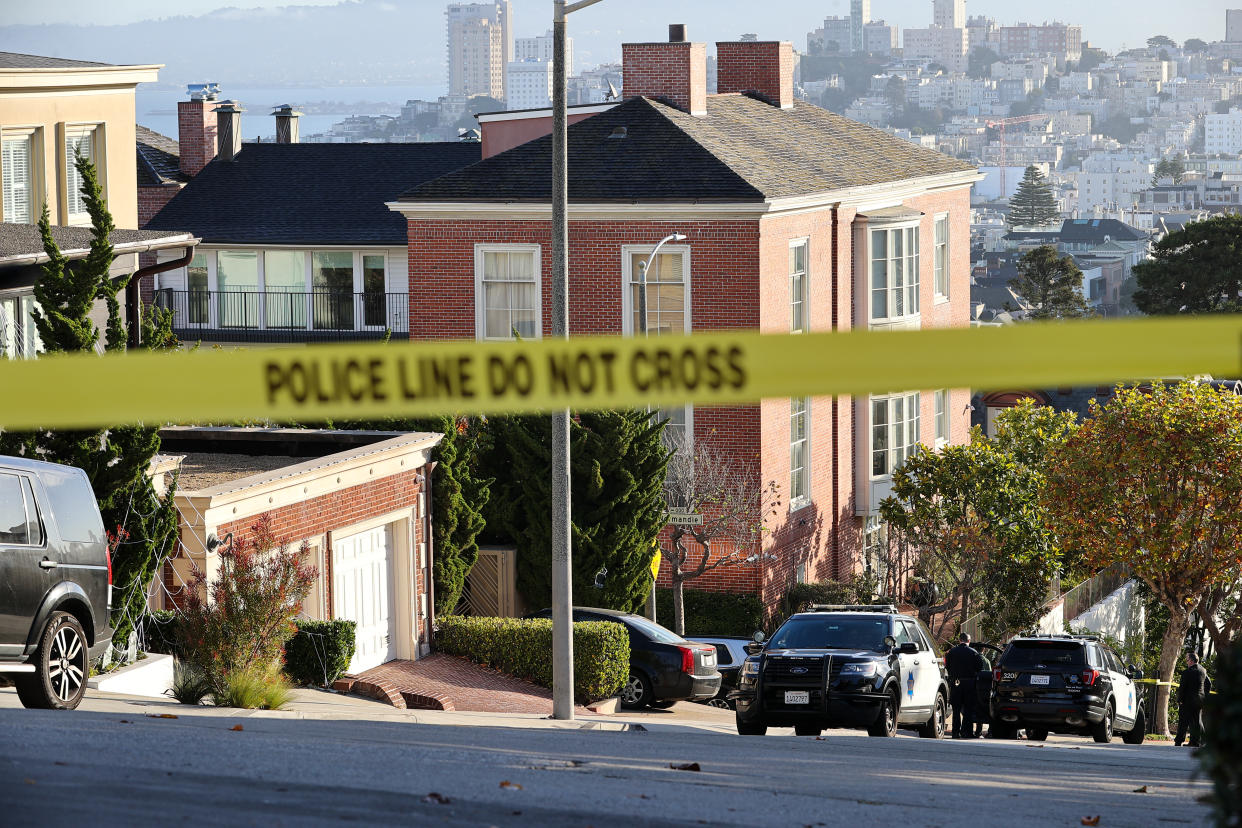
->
[2,0,1233,53]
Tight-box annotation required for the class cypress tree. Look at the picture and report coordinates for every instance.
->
[1007,165,1060,227]
[0,153,180,659]
[1009,245,1093,319]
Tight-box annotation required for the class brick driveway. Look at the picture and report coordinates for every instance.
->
[336,653,590,714]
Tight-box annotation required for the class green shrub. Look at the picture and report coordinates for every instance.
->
[436,616,628,702]
[169,660,211,705]
[215,664,291,710]
[284,620,357,687]
[1201,640,1241,827]
[654,589,764,637]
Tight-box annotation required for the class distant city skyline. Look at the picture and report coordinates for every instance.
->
[4,0,1236,55]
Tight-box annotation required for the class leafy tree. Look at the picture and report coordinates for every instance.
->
[488,411,670,615]
[1133,214,1242,315]
[967,46,999,79]
[1043,382,1242,735]
[454,94,505,131]
[1007,166,1060,227]
[1152,157,1186,185]
[1147,35,1177,50]
[0,153,180,660]
[884,75,906,119]
[1098,114,1141,144]
[1074,46,1109,74]
[1008,89,1044,118]
[880,403,1078,639]
[1184,38,1208,52]
[660,432,782,636]
[1009,246,1093,319]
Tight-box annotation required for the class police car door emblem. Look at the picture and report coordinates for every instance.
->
[907,671,915,698]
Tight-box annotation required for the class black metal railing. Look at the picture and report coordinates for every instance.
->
[152,289,409,343]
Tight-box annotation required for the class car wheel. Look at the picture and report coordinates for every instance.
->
[868,691,899,738]
[15,612,89,711]
[619,671,653,709]
[1092,701,1115,744]
[1122,709,1146,745]
[1026,727,1049,742]
[919,691,948,739]
[736,715,768,736]
[706,698,733,710]
[794,724,823,736]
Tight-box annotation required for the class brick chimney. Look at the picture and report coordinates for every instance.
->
[272,104,302,144]
[715,40,795,109]
[215,100,244,161]
[177,83,220,176]
[622,24,707,116]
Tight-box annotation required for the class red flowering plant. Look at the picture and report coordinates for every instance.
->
[180,514,316,699]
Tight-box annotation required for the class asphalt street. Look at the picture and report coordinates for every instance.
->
[0,689,1211,828]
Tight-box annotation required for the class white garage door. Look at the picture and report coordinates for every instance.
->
[333,524,395,674]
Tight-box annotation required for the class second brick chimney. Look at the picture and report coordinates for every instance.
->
[622,24,707,116]
[177,83,220,176]
[715,40,795,110]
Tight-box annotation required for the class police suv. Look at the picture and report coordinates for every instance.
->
[730,605,950,737]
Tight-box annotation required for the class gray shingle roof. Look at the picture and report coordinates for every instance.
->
[400,95,976,204]
[145,142,482,245]
[0,52,113,69]
[1058,219,1147,243]
[136,125,188,187]
[0,224,195,265]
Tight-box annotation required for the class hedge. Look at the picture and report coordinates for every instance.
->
[283,620,357,687]
[1201,640,1241,826]
[654,588,764,637]
[141,611,356,688]
[436,616,628,702]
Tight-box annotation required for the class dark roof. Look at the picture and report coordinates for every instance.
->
[0,52,112,69]
[0,224,196,266]
[400,95,976,204]
[136,125,188,187]
[145,142,482,245]
[1058,218,1147,243]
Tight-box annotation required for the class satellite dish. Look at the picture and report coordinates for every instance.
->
[605,79,620,101]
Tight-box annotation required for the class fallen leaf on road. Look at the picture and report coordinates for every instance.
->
[230,725,244,731]
[1132,786,1149,793]
[815,736,826,741]
[670,762,701,772]
[1082,817,1101,826]
[53,761,67,766]
[422,792,452,805]
[23,779,35,786]
[146,714,178,719]
[499,780,523,790]
[118,720,131,724]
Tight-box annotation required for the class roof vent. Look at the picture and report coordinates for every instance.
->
[187,82,220,101]
[669,23,687,43]
[607,126,628,140]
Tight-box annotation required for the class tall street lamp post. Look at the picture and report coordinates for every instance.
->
[551,0,604,721]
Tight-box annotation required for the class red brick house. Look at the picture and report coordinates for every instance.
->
[390,31,981,611]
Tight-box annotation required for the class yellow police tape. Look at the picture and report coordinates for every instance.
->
[1,315,1240,430]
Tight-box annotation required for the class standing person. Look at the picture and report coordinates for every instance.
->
[972,645,993,739]
[1175,651,1212,748]
[946,633,984,739]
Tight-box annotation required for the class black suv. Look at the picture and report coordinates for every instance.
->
[0,456,113,710]
[990,635,1146,744]
[731,606,950,738]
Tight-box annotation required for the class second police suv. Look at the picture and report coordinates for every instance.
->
[731,605,950,737]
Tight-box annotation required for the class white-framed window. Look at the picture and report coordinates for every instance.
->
[871,391,921,478]
[869,223,920,323]
[934,389,949,447]
[2,129,38,224]
[862,515,888,579]
[933,214,950,300]
[63,124,100,223]
[790,239,808,334]
[657,404,693,452]
[0,295,42,359]
[622,244,690,336]
[790,397,810,507]
[186,253,209,325]
[217,250,260,328]
[475,244,540,341]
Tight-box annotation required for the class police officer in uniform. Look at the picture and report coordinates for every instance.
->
[946,633,985,738]
[1175,651,1212,748]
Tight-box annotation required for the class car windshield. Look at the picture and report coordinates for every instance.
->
[768,616,889,651]
[620,614,686,644]
[1000,641,1086,668]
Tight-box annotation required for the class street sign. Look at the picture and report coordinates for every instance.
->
[668,512,704,526]
[650,548,662,581]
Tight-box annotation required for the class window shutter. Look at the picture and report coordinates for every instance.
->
[3,137,32,223]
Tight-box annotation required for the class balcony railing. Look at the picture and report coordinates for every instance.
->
[152,289,409,343]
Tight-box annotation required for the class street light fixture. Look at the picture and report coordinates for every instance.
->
[636,233,687,338]
[550,0,606,722]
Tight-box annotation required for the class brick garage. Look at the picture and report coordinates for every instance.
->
[392,30,981,616]
[160,430,441,671]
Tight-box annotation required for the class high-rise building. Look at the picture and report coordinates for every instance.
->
[447,2,513,102]
[515,29,573,70]
[933,0,966,31]
[1228,10,1242,43]
[851,0,871,53]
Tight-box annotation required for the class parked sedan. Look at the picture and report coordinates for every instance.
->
[526,607,721,709]
[688,636,752,709]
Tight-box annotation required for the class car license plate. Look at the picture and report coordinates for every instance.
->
[785,690,810,705]
[1030,674,1050,686]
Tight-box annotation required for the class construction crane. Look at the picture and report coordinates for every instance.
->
[985,113,1053,200]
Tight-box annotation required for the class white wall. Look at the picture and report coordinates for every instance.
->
[1070,580,1146,647]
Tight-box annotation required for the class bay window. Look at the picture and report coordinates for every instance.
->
[870,224,920,323]
[871,392,921,478]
